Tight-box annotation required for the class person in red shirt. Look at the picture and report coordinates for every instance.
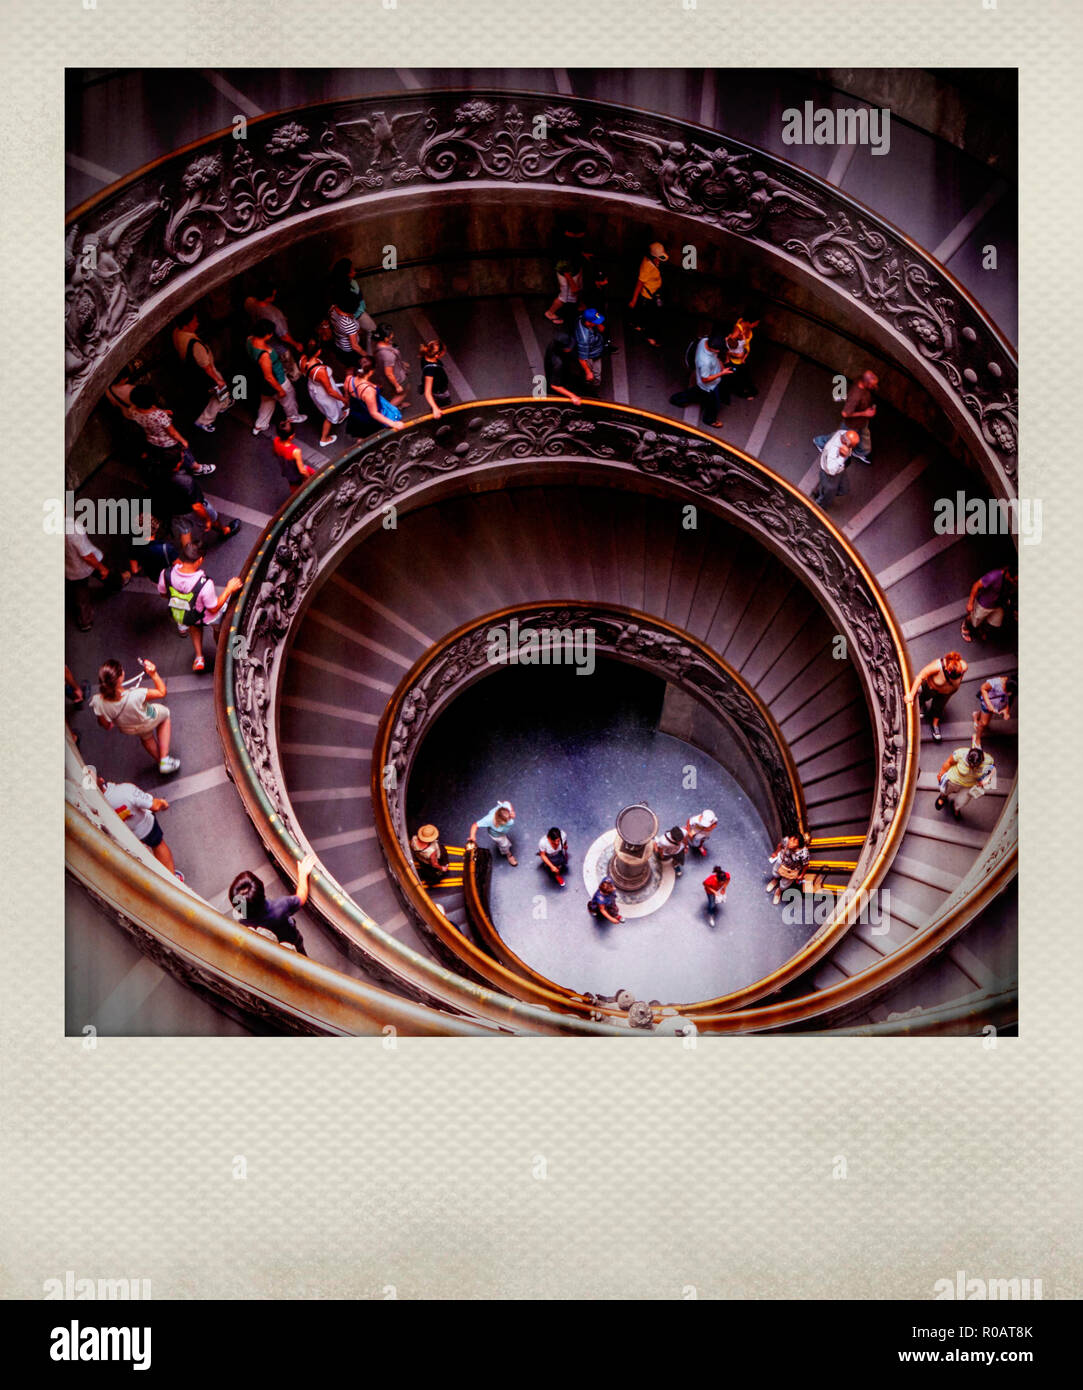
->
[702,865,731,926]
[272,420,316,492]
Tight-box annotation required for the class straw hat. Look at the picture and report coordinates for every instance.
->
[416,824,439,844]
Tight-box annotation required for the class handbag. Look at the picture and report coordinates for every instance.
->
[377,393,403,422]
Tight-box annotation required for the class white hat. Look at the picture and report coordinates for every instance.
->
[699,809,718,827]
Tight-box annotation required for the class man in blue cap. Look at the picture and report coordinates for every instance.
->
[575,307,607,390]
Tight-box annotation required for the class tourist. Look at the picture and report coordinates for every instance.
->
[327,259,377,352]
[171,309,234,434]
[98,774,182,879]
[372,323,410,408]
[974,674,1017,736]
[228,852,317,955]
[91,658,179,775]
[467,800,518,865]
[905,651,968,742]
[411,824,450,886]
[328,288,369,369]
[724,315,759,398]
[628,241,667,346]
[840,369,878,460]
[575,307,607,390]
[765,833,810,905]
[702,864,731,926]
[418,339,453,419]
[121,513,177,587]
[588,877,623,924]
[272,419,317,492]
[65,515,109,631]
[810,429,860,509]
[246,320,307,436]
[129,385,215,476]
[654,824,687,878]
[545,255,583,325]
[159,542,243,673]
[962,565,1016,643]
[242,280,304,380]
[343,356,406,438]
[157,466,240,549]
[299,339,347,446]
[537,827,569,887]
[669,333,733,426]
[543,331,585,406]
[683,808,718,857]
[936,732,996,821]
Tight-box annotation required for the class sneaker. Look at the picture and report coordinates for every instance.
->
[192,655,205,673]
[193,422,216,434]
[177,624,189,634]
[192,462,216,475]
[674,865,682,877]
[158,755,181,775]
[930,723,942,742]
[555,874,565,887]
[174,869,185,882]
[319,435,337,447]
[708,914,716,927]
[288,414,308,424]
[220,518,241,539]
[252,427,265,436]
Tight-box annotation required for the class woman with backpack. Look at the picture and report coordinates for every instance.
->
[158,542,242,673]
[90,657,180,775]
[299,339,348,446]
[343,356,406,439]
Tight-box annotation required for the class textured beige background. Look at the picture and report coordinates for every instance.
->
[2,0,1079,1300]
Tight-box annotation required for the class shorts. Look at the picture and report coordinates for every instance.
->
[971,600,1004,629]
[141,815,164,849]
[119,703,170,737]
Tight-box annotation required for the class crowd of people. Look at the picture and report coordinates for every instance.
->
[66,225,1017,965]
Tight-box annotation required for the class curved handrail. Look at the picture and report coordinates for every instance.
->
[370,600,812,1009]
[217,398,922,1020]
[64,88,1016,492]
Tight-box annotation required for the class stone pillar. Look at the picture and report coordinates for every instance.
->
[608,803,659,891]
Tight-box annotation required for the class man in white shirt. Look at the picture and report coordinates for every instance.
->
[64,518,109,631]
[811,429,860,509]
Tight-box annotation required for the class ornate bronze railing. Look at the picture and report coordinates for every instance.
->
[216,398,920,1019]
[370,601,811,1008]
[65,88,1016,492]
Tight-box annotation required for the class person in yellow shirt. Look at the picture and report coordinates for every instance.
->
[935,733,995,821]
[629,241,668,346]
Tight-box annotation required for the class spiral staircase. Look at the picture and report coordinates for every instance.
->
[64,72,1017,1036]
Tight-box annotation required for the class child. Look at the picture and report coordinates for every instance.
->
[159,543,242,673]
[702,865,731,926]
[272,419,317,492]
